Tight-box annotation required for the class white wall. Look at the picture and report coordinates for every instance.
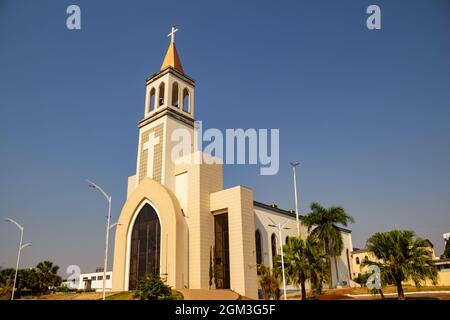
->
[254,206,305,268]
[254,204,354,289]
[78,271,113,292]
[329,232,354,288]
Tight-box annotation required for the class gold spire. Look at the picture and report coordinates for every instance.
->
[160,41,184,74]
[160,26,184,74]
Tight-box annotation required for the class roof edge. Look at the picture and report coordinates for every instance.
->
[253,200,352,234]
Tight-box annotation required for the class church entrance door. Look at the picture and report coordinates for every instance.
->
[214,213,230,289]
[128,203,161,290]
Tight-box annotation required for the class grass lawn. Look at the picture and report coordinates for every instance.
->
[106,291,137,300]
[21,289,184,300]
[106,290,183,300]
[22,292,115,300]
[23,286,450,300]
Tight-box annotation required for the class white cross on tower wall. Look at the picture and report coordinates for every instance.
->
[143,132,160,178]
[168,26,179,43]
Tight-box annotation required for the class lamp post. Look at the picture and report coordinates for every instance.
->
[268,217,290,300]
[290,162,300,237]
[87,180,112,300]
[4,217,31,300]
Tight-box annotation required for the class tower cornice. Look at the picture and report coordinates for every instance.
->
[146,67,195,87]
[138,107,194,129]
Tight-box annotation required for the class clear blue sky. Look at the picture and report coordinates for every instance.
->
[1,0,449,275]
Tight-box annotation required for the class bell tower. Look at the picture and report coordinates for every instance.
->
[133,26,195,192]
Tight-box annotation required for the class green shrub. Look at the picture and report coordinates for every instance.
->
[170,290,184,300]
[106,291,137,300]
[353,273,369,287]
[136,274,172,300]
[54,285,76,293]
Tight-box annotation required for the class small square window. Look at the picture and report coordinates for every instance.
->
[91,276,96,280]
[98,276,103,280]
[106,275,111,280]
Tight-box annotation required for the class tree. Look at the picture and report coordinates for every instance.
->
[0,268,15,286]
[302,202,354,288]
[35,261,61,292]
[275,235,329,300]
[363,230,438,300]
[209,246,214,289]
[0,268,15,300]
[441,239,450,259]
[17,268,39,293]
[257,264,280,300]
[0,261,61,298]
[136,274,172,300]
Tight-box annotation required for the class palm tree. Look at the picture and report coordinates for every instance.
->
[257,264,280,300]
[302,202,354,288]
[35,261,61,292]
[363,230,438,300]
[275,235,329,300]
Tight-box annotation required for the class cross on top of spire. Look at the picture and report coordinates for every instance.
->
[160,26,184,74]
[168,26,179,43]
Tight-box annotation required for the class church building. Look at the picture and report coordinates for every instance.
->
[112,28,354,299]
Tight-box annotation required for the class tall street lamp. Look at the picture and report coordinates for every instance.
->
[268,217,290,300]
[87,179,112,300]
[290,162,300,237]
[4,217,31,300]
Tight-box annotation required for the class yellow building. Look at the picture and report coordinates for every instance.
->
[112,28,354,299]
[350,249,375,278]
[350,245,450,287]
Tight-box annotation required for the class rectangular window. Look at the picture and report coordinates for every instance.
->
[97,276,103,280]
[91,276,96,280]
[82,277,88,281]
[106,275,111,280]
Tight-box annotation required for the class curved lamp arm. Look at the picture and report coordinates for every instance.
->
[21,243,32,250]
[4,217,24,231]
[109,222,121,230]
[87,180,111,202]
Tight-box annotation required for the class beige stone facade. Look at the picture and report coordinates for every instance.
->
[112,178,187,291]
